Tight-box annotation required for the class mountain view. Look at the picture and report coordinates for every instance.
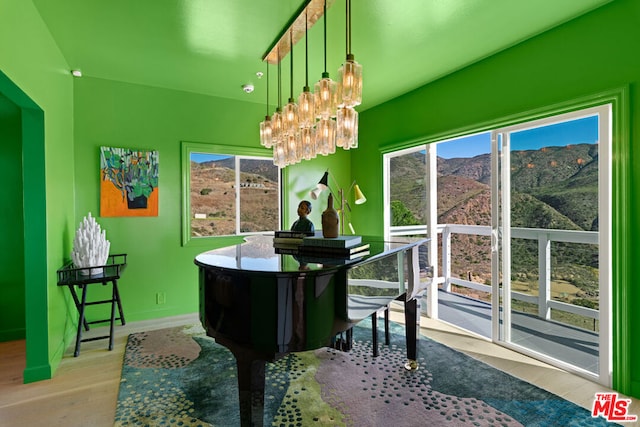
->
[390,143,600,320]
[190,158,279,236]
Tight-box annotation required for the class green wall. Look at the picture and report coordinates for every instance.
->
[0,94,25,341]
[72,77,279,322]
[0,0,75,381]
[355,0,638,398]
[71,74,353,335]
[1,0,636,396]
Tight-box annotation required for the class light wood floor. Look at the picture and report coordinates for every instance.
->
[1,309,638,427]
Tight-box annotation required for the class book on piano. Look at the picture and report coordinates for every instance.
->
[297,251,370,265]
[273,230,319,247]
[302,235,362,249]
[274,230,316,238]
[273,245,300,255]
[298,243,370,258]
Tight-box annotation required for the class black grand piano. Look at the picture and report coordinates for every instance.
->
[195,235,430,426]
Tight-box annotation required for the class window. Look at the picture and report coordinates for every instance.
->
[181,142,280,245]
[382,99,614,386]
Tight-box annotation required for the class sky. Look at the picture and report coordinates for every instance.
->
[436,115,599,159]
[191,153,231,163]
[192,116,599,162]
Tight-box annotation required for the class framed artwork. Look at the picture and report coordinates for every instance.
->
[100,146,159,217]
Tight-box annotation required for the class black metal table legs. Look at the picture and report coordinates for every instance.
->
[66,279,126,357]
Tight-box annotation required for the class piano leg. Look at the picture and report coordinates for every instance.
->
[235,353,266,427]
[403,298,420,370]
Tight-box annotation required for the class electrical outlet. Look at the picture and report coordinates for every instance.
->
[156,292,166,305]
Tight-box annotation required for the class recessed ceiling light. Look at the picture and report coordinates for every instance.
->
[256,71,263,79]
[71,70,82,77]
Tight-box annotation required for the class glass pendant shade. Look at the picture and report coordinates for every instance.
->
[260,0,362,167]
[286,133,300,164]
[299,126,316,160]
[271,108,283,143]
[298,88,315,127]
[338,55,362,108]
[336,106,358,149]
[273,142,286,168]
[314,72,337,119]
[316,118,336,155]
[259,116,273,148]
[282,98,299,136]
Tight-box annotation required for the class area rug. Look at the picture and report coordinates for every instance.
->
[115,320,615,426]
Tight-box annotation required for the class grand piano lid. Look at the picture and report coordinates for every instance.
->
[194,235,428,274]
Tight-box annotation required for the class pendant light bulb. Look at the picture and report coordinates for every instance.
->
[338,0,362,108]
[316,118,336,155]
[298,10,316,128]
[282,30,299,136]
[338,55,362,108]
[260,64,273,148]
[336,106,358,149]
[315,0,337,119]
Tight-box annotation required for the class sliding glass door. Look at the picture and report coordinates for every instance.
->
[492,105,611,385]
[384,103,612,386]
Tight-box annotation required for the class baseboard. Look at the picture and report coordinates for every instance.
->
[23,362,52,384]
[0,327,26,342]
[630,379,640,400]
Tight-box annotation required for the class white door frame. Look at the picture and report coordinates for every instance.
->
[491,104,612,386]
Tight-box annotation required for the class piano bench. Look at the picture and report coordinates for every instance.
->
[332,306,390,356]
[371,306,390,357]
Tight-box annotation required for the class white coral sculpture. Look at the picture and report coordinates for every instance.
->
[71,212,111,275]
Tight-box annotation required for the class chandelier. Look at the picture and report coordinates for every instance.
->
[259,0,362,168]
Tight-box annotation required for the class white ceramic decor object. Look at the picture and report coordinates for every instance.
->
[71,212,110,275]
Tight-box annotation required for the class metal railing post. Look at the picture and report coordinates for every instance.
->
[538,232,551,320]
[442,225,452,293]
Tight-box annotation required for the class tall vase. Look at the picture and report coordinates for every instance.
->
[321,193,339,238]
[71,213,110,275]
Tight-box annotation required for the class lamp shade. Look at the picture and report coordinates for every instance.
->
[271,109,283,143]
[309,171,329,199]
[259,116,273,148]
[310,187,322,200]
[336,106,358,149]
[315,73,337,119]
[298,88,315,127]
[353,184,366,204]
[316,118,336,155]
[299,126,316,160]
[282,98,299,135]
[338,55,362,108]
[317,171,329,190]
[273,142,286,168]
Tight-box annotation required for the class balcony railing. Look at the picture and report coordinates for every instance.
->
[390,224,599,324]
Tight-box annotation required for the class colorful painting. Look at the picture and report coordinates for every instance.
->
[100,146,159,217]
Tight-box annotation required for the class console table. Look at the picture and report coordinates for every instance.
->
[195,236,430,426]
[56,254,127,356]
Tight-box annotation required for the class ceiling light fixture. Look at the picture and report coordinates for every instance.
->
[71,70,82,77]
[298,9,316,161]
[259,0,362,168]
[283,30,300,164]
[315,0,337,157]
[336,0,360,149]
[259,65,273,149]
[273,53,287,167]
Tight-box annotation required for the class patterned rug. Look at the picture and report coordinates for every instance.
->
[115,320,615,426]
